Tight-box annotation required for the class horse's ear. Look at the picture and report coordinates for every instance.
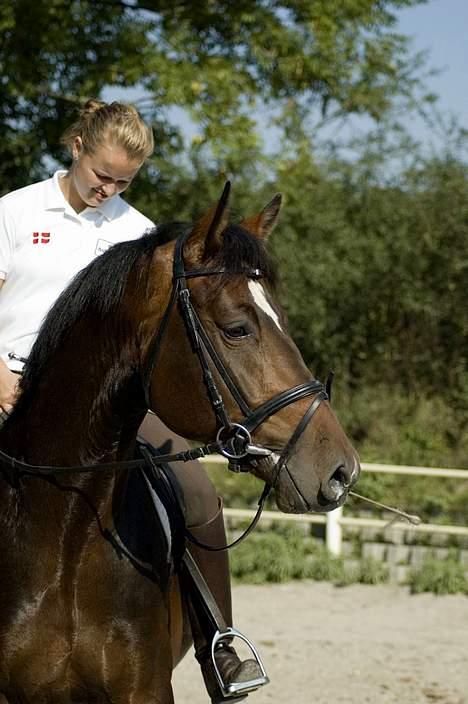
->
[185,182,231,262]
[241,193,282,241]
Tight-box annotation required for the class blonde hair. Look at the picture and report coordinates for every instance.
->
[61,99,154,161]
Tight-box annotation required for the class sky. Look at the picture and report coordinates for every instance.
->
[396,0,468,139]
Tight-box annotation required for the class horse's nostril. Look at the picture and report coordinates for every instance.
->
[321,463,353,503]
[331,465,349,488]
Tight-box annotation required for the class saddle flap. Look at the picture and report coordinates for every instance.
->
[111,440,186,585]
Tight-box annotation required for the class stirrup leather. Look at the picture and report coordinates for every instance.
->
[211,627,269,698]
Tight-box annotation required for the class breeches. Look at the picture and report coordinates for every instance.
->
[138,412,219,528]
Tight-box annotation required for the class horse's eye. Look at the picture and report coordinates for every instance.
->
[224,325,251,340]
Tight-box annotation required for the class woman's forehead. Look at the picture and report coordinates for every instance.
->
[90,141,143,179]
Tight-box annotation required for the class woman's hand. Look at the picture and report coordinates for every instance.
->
[0,361,19,415]
[0,281,18,415]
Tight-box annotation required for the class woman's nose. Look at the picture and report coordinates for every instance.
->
[102,183,118,197]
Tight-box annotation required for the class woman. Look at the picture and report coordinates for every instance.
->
[0,99,263,702]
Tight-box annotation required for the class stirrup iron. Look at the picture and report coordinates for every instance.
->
[211,627,269,698]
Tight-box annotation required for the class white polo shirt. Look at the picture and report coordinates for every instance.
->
[0,170,154,371]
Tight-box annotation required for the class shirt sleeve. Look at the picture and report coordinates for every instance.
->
[0,199,15,280]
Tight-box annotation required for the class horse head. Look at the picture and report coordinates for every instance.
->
[144,184,360,513]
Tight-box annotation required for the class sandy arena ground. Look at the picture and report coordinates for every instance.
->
[172,581,468,704]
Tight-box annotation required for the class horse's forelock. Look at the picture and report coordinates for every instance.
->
[216,224,277,285]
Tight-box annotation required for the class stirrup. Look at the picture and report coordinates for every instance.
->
[211,627,269,698]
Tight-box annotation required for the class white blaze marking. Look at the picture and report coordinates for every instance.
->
[248,281,283,331]
[351,456,360,483]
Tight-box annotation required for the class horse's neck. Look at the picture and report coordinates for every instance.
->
[4,347,145,467]
[3,255,172,466]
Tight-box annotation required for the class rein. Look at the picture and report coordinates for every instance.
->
[0,228,332,550]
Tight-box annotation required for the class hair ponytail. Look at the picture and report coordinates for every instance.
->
[61,99,154,161]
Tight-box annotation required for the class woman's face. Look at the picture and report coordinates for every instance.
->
[69,137,143,211]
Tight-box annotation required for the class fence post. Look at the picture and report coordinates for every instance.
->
[326,506,343,556]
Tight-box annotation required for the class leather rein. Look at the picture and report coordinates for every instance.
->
[0,228,332,550]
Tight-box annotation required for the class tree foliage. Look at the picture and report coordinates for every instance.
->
[0,0,428,189]
[268,146,468,399]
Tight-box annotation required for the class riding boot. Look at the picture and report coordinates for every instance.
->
[186,498,267,703]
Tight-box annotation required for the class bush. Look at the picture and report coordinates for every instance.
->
[357,557,389,585]
[408,557,468,595]
[230,525,347,584]
[229,525,389,586]
[336,384,468,472]
[303,542,348,583]
[230,529,301,584]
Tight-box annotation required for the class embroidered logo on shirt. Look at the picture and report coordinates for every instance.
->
[95,239,113,255]
[32,232,51,244]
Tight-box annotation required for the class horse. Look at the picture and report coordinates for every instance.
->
[0,184,360,704]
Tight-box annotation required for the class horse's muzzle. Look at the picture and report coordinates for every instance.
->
[273,451,360,514]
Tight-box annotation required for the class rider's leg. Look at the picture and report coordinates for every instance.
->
[138,412,219,527]
[138,413,264,701]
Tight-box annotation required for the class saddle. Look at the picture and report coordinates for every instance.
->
[111,439,187,584]
[112,439,268,701]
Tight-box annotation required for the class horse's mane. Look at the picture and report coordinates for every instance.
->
[16,220,276,406]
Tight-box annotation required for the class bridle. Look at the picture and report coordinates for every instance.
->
[0,228,333,549]
[140,228,333,548]
[146,227,333,458]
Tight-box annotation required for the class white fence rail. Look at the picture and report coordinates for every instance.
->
[201,456,468,556]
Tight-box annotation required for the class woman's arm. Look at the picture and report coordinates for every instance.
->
[0,279,20,414]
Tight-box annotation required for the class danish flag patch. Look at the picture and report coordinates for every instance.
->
[32,232,51,244]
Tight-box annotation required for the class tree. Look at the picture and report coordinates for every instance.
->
[0,0,429,192]
[266,138,468,398]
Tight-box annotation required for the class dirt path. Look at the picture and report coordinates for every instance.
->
[172,581,468,704]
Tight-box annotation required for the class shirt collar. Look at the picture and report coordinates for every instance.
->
[90,193,121,221]
[45,170,72,212]
[46,170,121,222]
